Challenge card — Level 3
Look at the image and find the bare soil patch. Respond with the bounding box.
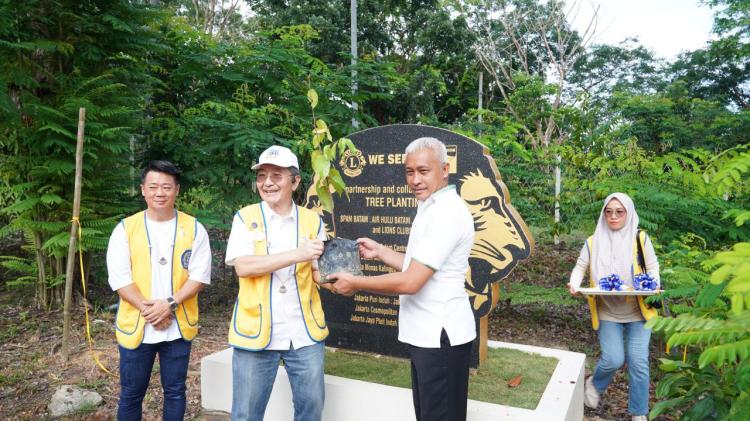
[0,242,671,420]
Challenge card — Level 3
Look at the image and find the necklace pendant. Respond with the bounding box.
[279,285,287,294]
[159,257,168,265]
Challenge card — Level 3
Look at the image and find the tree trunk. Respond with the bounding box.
[63,106,85,361]
[350,0,359,129]
[54,256,64,306]
[554,154,562,245]
[32,230,48,309]
[478,71,483,133]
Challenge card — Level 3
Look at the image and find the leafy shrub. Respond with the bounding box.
[647,142,750,420]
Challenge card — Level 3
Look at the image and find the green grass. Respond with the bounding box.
[500,283,578,307]
[324,347,558,409]
[72,402,99,417]
[0,308,35,342]
[469,348,558,408]
[529,225,591,246]
[324,351,412,389]
[76,378,109,389]
[0,371,24,387]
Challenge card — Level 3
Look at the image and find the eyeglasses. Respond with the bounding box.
[604,209,626,218]
[256,173,294,184]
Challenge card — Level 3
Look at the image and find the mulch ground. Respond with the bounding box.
[0,242,673,420]
[0,303,231,420]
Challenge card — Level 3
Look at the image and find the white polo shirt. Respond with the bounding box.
[225,202,326,351]
[398,185,477,348]
[106,215,212,344]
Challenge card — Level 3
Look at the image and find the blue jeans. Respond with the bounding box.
[117,338,191,421]
[592,320,651,416]
[232,342,325,421]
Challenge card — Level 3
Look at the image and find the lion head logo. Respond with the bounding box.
[459,169,530,316]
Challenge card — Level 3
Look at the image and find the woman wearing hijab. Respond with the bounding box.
[567,192,660,421]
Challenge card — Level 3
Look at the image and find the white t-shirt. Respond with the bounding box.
[399,185,477,348]
[225,202,326,351]
[107,214,212,344]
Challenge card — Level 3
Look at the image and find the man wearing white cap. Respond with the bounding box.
[225,145,328,421]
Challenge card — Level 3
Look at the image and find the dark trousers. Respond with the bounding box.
[409,329,472,421]
[117,338,191,421]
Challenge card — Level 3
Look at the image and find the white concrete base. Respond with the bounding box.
[201,341,585,421]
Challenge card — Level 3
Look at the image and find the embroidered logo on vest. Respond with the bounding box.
[180,249,192,269]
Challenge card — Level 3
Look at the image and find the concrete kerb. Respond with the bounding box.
[201,341,585,421]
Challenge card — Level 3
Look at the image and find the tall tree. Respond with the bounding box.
[461,0,596,149]
[459,0,597,242]
[0,0,165,307]
[245,0,478,124]
[671,0,750,109]
[141,18,397,220]
[178,0,245,39]
[611,82,750,152]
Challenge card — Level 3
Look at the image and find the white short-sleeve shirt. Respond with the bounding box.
[225,202,326,351]
[398,185,477,348]
[106,213,212,344]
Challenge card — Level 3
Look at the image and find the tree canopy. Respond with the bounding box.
[2,2,750,416]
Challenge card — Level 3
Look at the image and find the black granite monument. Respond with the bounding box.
[305,124,534,365]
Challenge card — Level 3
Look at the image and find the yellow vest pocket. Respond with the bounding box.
[180,298,199,326]
[233,300,263,338]
[115,300,141,335]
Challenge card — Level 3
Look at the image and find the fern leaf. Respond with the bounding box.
[699,339,750,369]
[38,123,76,139]
[1,197,41,214]
[667,327,747,347]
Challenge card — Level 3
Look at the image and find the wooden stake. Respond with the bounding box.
[62,108,86,361]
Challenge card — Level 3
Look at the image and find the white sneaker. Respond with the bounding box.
[583,376,600,408]
[632,416,648,421]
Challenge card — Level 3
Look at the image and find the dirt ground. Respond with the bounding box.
[0,304,229,420]
[0,242,672,420]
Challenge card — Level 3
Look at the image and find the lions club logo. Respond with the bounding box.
[180,250,192,269]
[339,149,366,178]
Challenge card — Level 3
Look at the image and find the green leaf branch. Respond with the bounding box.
[305,87,357,212]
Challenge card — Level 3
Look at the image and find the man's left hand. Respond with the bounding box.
[326,272,357,296]
[152,316,173,330]
[142,299,172,326]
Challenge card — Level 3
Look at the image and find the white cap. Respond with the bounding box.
[251,145,299,170]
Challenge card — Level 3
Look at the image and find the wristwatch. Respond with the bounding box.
[166,296,178,312]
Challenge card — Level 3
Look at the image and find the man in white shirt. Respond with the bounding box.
[106,160,211,421]
[328,137,477,421]
[225,145,328,421]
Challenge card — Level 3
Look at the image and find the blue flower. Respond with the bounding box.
[634,273,658,291]
[598,274,624,291]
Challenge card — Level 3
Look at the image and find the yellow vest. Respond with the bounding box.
[228,203,329,350]
[115,210,200,349]
[586,230,658,330]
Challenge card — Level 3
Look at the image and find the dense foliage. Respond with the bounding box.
[645,149,750,420]
[1,0,165,306]
[1,1,750,418]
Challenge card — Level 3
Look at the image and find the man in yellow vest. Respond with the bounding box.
[106,160,211,421]
[225,145,328,421]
